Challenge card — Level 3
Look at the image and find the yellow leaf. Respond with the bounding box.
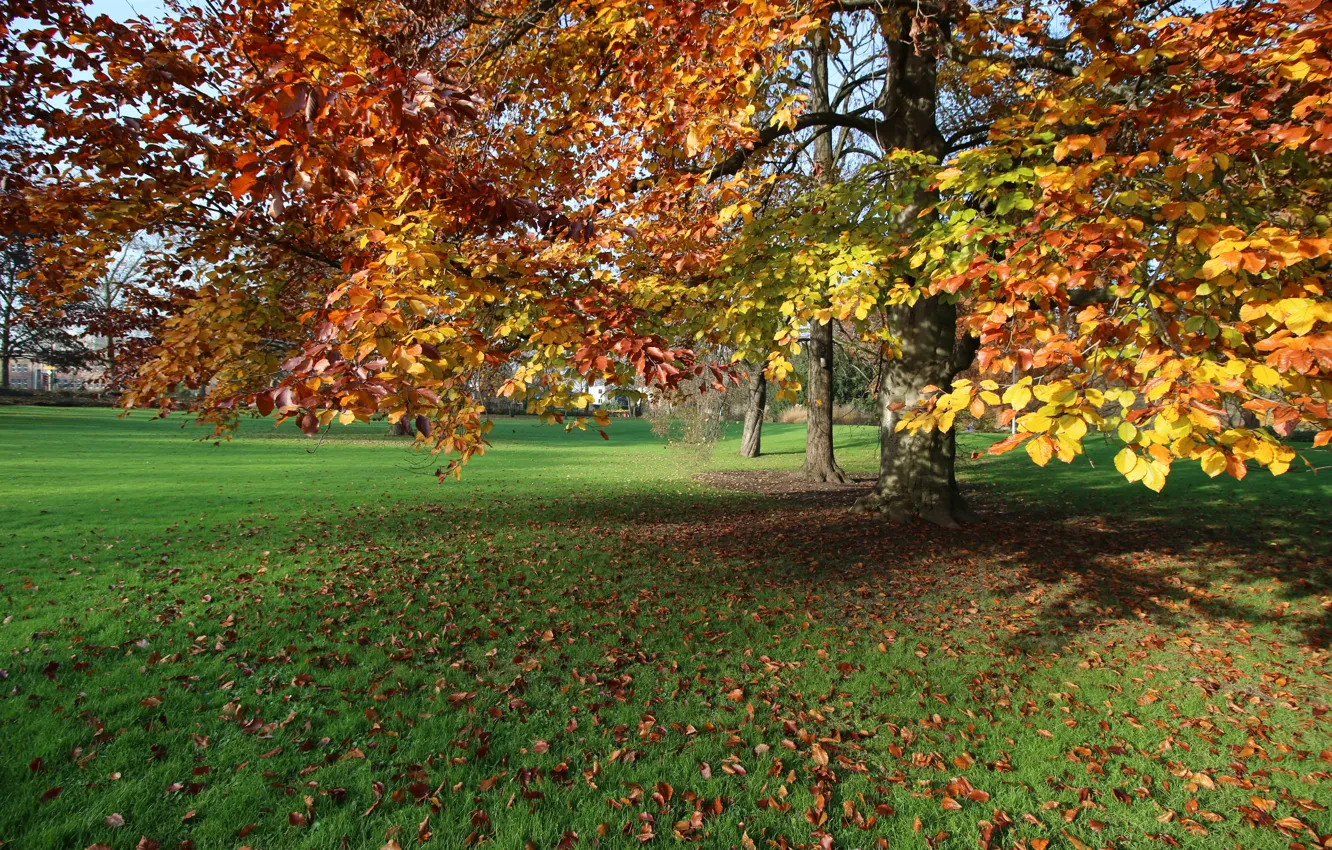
[1026,436,1054,467]
[1020,412,1054,433]
[1251,364,1282,387]
[1142,461,1168,492]
[1285,305,1316,336]
[1114,448,1137,476]
[685,128,701,156]
[1003,384,1032,411]
[1199,448,1226,478]
[1057,415,1088,442]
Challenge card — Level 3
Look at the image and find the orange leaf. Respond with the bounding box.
[987,432,1032,455]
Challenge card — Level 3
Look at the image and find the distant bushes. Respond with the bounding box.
[0,388,115,407]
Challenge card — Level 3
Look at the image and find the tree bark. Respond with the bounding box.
[739,367,766,458]
[390,418,416,436]
[800,27,847,484]
[849,10,983,522]
[854,297,978,527]
[801,318,846,482]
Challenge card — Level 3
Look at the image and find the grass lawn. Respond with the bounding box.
[1,406,1329,850]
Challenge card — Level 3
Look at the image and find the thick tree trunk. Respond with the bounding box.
[848,11,983,523]
[854,297,978,527]
[390,418,416,436]
[739,368,766,458]
[802,319,846,482]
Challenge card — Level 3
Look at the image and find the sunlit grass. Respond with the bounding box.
[1,407,1328,850]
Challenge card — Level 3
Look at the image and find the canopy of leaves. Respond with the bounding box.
[1,0,815,470]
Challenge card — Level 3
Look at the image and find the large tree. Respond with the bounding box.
[691,0,1331,519]
[692,0,1072,523]
[901,0,1332,487]
[6,0,1327,506]
[2,0,813,470]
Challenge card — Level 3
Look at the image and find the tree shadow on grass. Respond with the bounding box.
[466,466,1332,654]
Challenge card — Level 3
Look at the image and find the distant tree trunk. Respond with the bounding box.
[855,297,978,527]
[391,418,415,436]
[740,368,766,458]
[802,319,846,482]
[1225,397,1260,429]
[800,27,846,484]
[1,299,11,389]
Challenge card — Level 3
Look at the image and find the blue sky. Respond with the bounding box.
[87,0,164,20]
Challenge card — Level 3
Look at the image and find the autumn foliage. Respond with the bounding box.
[3,0,1330,492]
[2,0,813,470]
[901,0,1332,489]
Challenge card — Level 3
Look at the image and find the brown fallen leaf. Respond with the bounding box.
[1061,830,1092,850]
[811,744,829,767]
[106,813,125,828]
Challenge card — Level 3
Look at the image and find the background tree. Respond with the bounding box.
[739,365,767,458]
[0,232,89,388]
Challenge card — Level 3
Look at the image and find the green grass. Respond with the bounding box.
[1,407,1329,850]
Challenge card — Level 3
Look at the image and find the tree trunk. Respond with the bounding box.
[1,302,10,389]
[802,319,846,482]
[800,28,847,484]
[854,297,978,527]
[391,418,416,436]
[739,368,766,458]
[848,11,982,522]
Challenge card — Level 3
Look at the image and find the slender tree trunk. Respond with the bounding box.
[855,298,978,527]
[1,299,11,389]
[801,318,846,482]
[800,27,846,484]
[739,367,766,458]
[104,333,115,387]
